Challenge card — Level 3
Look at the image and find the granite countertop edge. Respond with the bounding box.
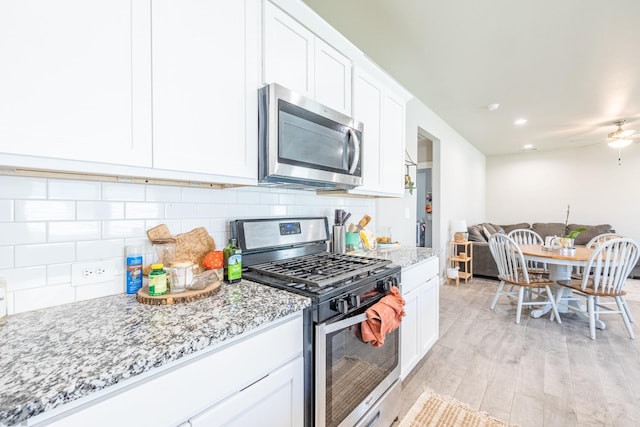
[0,280,311,426]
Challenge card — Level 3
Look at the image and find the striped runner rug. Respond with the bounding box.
[398,388,516,427]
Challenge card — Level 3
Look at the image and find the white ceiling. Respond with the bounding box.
[301,0,640,156]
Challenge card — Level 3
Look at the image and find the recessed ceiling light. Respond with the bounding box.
[487,103,500,111]
[523,144,537,151]
[514,118,528,125]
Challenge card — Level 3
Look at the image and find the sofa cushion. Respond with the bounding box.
[568,224,615,245]
[501,222,531,234]
[531,223,566,239]
[468,225,487,242]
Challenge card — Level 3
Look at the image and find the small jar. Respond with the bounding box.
[149,263,167,296]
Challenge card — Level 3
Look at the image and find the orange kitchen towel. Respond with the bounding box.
[361,286,405,347]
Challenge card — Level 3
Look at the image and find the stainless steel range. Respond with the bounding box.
[231,217,401,427]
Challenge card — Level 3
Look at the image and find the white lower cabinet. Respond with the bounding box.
[30,314,303,427]
[400,258,439,379]
[189,356,303,427]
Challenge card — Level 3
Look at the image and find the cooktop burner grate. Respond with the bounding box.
[247,252,391,288]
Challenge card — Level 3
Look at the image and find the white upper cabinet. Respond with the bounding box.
[349,62,408,197]
[352,69,383,193]
[263,1,352,115]
[0,0,152,168]
[151,0,259,184]
[314,38,352,115]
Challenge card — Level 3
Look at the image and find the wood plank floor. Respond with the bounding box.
[397,277,640,427]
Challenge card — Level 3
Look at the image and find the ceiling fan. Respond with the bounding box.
[606,119,640,148]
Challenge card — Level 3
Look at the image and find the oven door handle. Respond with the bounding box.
[325,312,368,334]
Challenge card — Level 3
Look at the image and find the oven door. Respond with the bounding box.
[315,311,400,427]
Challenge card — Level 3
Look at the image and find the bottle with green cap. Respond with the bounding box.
[223,239,242,284]
[148,263,167,296]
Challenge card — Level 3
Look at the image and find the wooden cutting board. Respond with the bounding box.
[147,224,216,267]
[136,280,222,305]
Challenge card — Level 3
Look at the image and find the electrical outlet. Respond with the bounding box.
[72,260,115,285]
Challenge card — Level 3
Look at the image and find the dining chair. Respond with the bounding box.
[488,234,561,325]
[507,229,548,274]
[586,233,622,248]
[555,237,639,339]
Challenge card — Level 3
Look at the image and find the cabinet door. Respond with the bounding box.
[0,0,152,167]
[314,38,352,115]
[189,357,304,427]
[400,287,419,380]
[379,91,406,195]
[419,277,439,356]
[263,1,314,97]
[151,0,258,182]
[352,69,382,193]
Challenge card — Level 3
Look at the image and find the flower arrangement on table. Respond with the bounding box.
[559,204,587,248]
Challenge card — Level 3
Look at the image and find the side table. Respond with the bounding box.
[447,240,473,285]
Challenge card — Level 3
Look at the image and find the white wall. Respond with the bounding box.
[0,175,375,314]
[377,97,486,276]
[486,142,640,242]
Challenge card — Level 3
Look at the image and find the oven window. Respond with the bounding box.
[324,322,399,427]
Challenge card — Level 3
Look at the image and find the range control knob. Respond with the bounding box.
[332,298,350,314]
[349,294,361,309]
[377,276,398,292]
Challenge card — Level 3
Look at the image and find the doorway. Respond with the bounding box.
[416,131,433,247]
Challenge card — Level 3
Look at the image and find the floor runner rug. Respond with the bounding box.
[398,388,515,427]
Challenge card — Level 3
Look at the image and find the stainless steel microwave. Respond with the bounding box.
[258,83,363,189]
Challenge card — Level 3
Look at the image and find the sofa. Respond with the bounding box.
[467,222,640,279]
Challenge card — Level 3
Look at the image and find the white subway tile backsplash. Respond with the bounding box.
[270,205,288,216]
[0,176,377,312]
[48,179,101,200]
[0,266,47,291]
[15,200,76,221]
[165,203,198,219]
[13,283,75,313]
[77,201,125,220]
[47,263,72,285]
[0,176,46,199]
[146,184,182,202]
[76,239,125,260]
[0,222,46,245]
[48,221,101,242]
[102,220,146,239]
[125,202,165,219]
[102,182,145,201]
[211,188,237,204]
[259,192,279,204]
[0,200,14,221]
[182,187,213,203]
[15,243,75,267]
[0,246,14,269]
[236,190,260,204]
[74,277,122,301]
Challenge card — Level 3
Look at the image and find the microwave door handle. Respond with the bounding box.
[348,129,360,174]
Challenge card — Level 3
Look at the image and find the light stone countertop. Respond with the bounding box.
[353,246,439,269]
[0,280,310,426]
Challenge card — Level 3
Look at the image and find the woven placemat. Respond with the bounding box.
[399,388,516,427]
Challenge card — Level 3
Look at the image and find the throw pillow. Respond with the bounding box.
[468,225,486,242]
[481,225,493,240]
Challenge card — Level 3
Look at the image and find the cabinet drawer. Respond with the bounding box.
[401,257,438,294]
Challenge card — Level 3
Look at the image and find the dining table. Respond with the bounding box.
[519,244,605,329]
